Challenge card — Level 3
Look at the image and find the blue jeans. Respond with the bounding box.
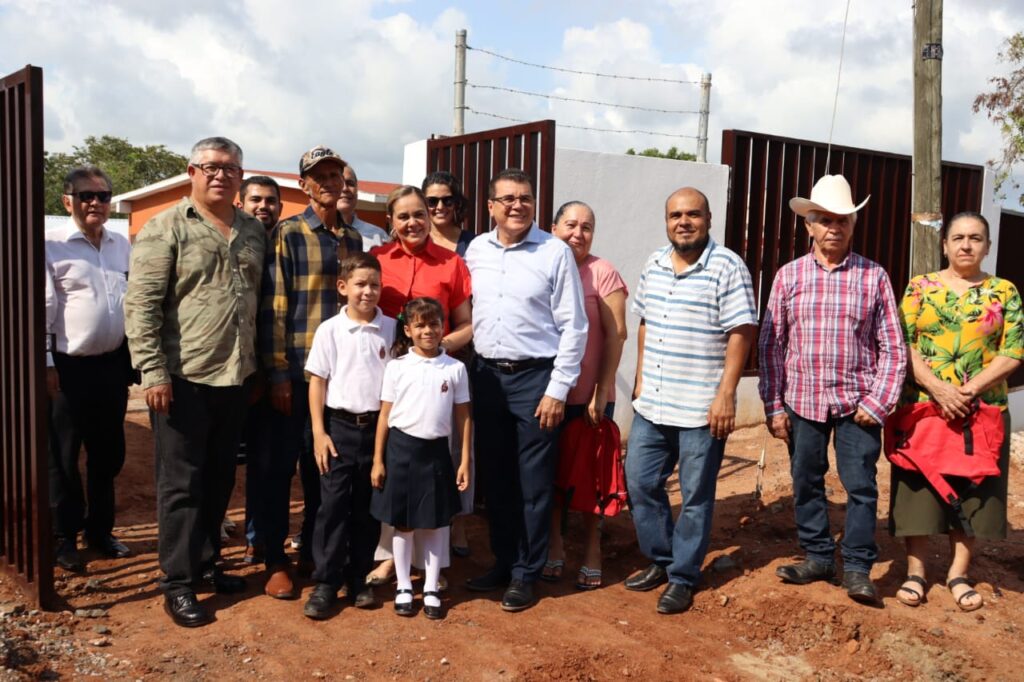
[786,406,881,574]
[625,412,725,588]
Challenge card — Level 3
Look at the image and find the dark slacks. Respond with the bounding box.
[311,412,380,590]
[786,406,882,574]
[48,348,130,542]
[153,375,246,597]
[263,379,320,564]
[242,392,273,555]
[472,358,560,583]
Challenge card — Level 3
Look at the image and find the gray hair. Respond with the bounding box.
[189,136,243,165]
[62,165,113,194]
[806,209,858,225]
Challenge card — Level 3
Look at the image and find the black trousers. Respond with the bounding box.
[472,358,561,583]
[311,412,380,590]
[48,348,130,542]
[152,376,246,597]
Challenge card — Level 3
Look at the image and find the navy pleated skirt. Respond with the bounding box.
[371,427,461,530]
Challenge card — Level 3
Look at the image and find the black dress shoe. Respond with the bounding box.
[500,580,537,612]
[55,538,85,573]
[352,586,378,609]
[164,591,211,628]
[657,583,694,615]
[303,583,338,620]
[842,571,879,605]
[87,534,132,558]
[776,559,836,585]
[423,590,444,620]
[394,588,415,617]
[202,568,247,594]
[466,566,511,592]
[624,563,667,592]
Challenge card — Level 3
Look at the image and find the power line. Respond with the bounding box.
[466,45,701,85]
[467,108,699,139]
[468,82,700,115]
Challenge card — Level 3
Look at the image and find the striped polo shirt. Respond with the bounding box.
[632,239,757,428]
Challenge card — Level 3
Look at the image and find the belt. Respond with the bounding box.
[480,356,554,375]
[328,408,380,427]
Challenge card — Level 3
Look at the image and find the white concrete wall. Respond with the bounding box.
[552,148,751,436]
[981,168,1002,275]
[402,140,428,186]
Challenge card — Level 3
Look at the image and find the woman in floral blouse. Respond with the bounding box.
[892,212,1023,611]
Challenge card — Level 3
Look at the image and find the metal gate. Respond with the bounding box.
[0,65,54,608]
[426,119,556,234]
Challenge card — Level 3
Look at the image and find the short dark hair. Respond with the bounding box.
[422,170,468,225]
[239,175,280,201]
[63,166,112,195]
[339,252,381,281]
[943,211,990,241]
[488,168,533,199]
[391,297,445,357]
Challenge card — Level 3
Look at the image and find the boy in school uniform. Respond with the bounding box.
[303,252,397,619]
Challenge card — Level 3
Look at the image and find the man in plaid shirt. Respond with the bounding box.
[758,175,906,605]
[258,146,362,600]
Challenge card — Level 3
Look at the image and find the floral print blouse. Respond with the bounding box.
[899,273,1024,410]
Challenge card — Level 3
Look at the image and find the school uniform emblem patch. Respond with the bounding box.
[441,380,449,393]
[379,345,386,359]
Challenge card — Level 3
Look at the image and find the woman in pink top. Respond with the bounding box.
[543,201,628,590]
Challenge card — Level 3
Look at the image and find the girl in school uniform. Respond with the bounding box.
[370,297,471,620]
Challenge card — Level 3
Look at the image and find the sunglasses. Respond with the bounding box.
[66,191,113,203]
[426,196,456,209]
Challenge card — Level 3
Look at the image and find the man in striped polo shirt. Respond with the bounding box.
[624,187,757,614]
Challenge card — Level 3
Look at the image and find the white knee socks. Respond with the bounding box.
[420,527,445,608]
[393,529,414,605]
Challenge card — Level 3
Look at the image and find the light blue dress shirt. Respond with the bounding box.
[465,223,588,401]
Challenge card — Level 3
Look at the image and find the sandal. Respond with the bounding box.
[947,576,983,612]
[896,575,926,607]
[575,566,602,591]
[540,559,564,583]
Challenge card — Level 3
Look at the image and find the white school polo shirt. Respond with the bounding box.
[304,307,397,413]
[382,350,470,440]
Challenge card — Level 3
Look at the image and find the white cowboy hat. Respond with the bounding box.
[789,174,869,217]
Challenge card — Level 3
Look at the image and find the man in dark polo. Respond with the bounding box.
[464,168,588,612]
[126,136,266,627]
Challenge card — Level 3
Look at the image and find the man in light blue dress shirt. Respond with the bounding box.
[464,168,588,612]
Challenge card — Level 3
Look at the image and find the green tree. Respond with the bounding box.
[973,32,1024,206]
[44,135,187,216]
[625,146,697,161]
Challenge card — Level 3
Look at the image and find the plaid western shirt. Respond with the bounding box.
[260,205,362,383]
[757,251,907,424]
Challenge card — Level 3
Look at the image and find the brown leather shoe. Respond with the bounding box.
[265,565,296,600]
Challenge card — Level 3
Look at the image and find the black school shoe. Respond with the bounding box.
[843,571,879,605]
[624,563,668,592]
[164,591,212,628]
[423,590,444,620]
[55,537,85,573]
[201,567,247,594]
[656,584,694,615]
[86,534,132,558]
[500,580,537,612]
[775,559,836,585]
[304,583,338,620]
[466,566,511,592]
[394,588,416,617]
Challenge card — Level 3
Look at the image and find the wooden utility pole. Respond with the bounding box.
[911,0,943,276]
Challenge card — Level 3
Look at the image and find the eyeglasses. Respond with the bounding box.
[491,194,534,208]
[426,196,456,209]
[65,190,113,203]
[192,163,243,179]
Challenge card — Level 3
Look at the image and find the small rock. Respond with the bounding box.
[94,625,111,635]
[74,609,90,618]
[311,671,325,678]
[242,657,253,664]
[87,608,106,618]
[738,515,752,526]
[621,668,631,678]
[440,657,450,665]
[720,595,730,606]
[845,639,859,654]
[28,609,39,616]
[825,486,835,497]
[929,627,944,638]
[617,620,628,625]
[711,555,739,572]
[769,503,783,514]
[90,637,111,647]
[0,602,25,617]
[85,579,102,590]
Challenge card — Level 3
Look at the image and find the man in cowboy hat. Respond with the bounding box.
[757,175,906,604]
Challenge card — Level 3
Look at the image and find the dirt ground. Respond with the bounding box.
[2,389,1023,681]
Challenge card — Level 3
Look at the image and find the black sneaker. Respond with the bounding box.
[304,583,337,620]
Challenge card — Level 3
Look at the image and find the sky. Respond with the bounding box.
[1,0,1021,198]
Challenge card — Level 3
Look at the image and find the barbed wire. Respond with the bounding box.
[467,108,699,139]
[466,45,701,85]
[468,83,700,115]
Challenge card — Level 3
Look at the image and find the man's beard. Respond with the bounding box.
[672,233,709,255]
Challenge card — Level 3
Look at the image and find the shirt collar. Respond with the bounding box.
[382,237,446,262]
[180,197,245,230]
[654,237,717,274]
[808,249,857,272]
[403,348,448,364]
[485,222,543,248]
[64,220,113,243]
[304,204,353,233]
[339,306,383,331]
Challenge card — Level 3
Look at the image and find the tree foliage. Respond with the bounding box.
[44,135,187,216]
[973,32,1024,206]
[625,146,697,161]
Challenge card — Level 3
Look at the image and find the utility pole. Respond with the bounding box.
[911,0,943,276]
[454,29,467,135]
[696,73,712,163]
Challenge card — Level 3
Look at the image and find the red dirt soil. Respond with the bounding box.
[1,388,1022,680]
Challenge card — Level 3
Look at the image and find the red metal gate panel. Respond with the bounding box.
[721,129,984,375]
[0,65,54,608]
[426,120,556,235]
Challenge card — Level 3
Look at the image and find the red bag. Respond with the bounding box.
[555,416,628,519]
[884,400,1004,536]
